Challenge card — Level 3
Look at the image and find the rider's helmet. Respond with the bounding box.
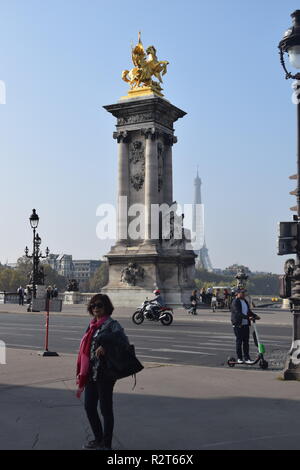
[153,289,160,295]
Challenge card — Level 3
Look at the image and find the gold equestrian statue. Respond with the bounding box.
[122,32,169,97]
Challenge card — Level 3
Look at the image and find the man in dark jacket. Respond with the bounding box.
[231,288,260,364]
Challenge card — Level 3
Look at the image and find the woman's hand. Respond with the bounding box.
[95,346,105,358]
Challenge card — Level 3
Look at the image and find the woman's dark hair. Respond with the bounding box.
[87,294,114,316]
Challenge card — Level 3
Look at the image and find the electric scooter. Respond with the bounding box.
[227,319,268,369]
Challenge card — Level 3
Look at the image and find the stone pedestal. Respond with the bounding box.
[282,298,291,309]
[63,291,81,305]
[102,95,196,307]
[30,285,46,311]
[36,285,46,299]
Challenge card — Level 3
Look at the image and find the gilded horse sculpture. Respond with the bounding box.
[122,33,169,96]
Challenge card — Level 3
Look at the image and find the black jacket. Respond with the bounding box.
[89,317,129,381]
[230,298,258,327]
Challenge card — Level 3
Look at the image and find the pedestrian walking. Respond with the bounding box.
[76,293,129,450]
[200,288,206,304]
[230,288,260,364]
[189,289,198,315]
[223,288,229,307]
[206,286,213,306]
[52,285,58,298]
[46,286,53,300]
[17,286,24,305]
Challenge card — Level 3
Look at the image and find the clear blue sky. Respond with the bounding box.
[0,0,299,273]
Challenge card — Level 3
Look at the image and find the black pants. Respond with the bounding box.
[233,326,250,360]
[84,375,116,448]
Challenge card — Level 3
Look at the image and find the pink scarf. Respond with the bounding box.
[76,316,109,398]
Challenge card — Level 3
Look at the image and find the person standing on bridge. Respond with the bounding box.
[76,293,129,450]
[17,286,24,306]
[189,289,199,315]
[230,288,260,364]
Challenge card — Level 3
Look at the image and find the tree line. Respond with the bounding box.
[0,257,109,293]
[194,268,280,296]
[0,259,280,296]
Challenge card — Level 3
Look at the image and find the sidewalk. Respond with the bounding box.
[1,348,300,449]
[0,303,293,326]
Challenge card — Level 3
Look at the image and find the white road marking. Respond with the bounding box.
[0,332,35,337]
[127,334,174,340]
[137,355,171,360]
[0,325,84,333]
[172,344,234,351]
[200,432,300,448]
[152,348,216,356]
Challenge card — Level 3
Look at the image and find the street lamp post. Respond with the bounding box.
[278,11,300,379]
[25,209,49,307]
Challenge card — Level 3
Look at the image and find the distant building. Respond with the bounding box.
[47,254,101,290]
[5,263,17,269]
[47,254,74,278]
[73,260,101,291]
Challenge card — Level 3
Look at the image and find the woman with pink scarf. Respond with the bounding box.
[76,293,129,450]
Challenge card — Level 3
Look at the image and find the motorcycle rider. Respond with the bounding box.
[147,289,165,320]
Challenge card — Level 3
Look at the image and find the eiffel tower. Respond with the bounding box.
[193,170,213,272]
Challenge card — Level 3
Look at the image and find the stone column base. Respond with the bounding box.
[63,291,81,304]
[36,285,46,299]
[101,286,193,308]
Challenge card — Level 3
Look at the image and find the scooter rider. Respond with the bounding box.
[147,289,165,319]
[231,288,260,364]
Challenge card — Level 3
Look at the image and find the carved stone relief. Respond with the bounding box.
[157,142,164,192]
[120,262,145,286]
[118,113,153,126]
[129,140,145,191]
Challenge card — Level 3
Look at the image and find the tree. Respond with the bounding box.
[89,262,108,292]
[16,256,33,280]
[41,262,68,291]
[194,267,280,295]
[224,264,252,275]
[0,256,67,292]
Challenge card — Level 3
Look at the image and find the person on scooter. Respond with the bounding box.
[231,288,260,364]
[147,289,165,320]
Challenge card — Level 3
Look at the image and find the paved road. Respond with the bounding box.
[0,312,291,370]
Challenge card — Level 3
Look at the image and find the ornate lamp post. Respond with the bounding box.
[25,209,49,302]
[278,11,300,379]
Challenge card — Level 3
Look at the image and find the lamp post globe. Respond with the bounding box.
[29,209,39,230]
[279,11,300,79]
[278,11,300,380]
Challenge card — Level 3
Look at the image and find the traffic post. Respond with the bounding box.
[37,298,61,357]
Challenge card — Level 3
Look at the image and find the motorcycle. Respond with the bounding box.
[132,300,173,326]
